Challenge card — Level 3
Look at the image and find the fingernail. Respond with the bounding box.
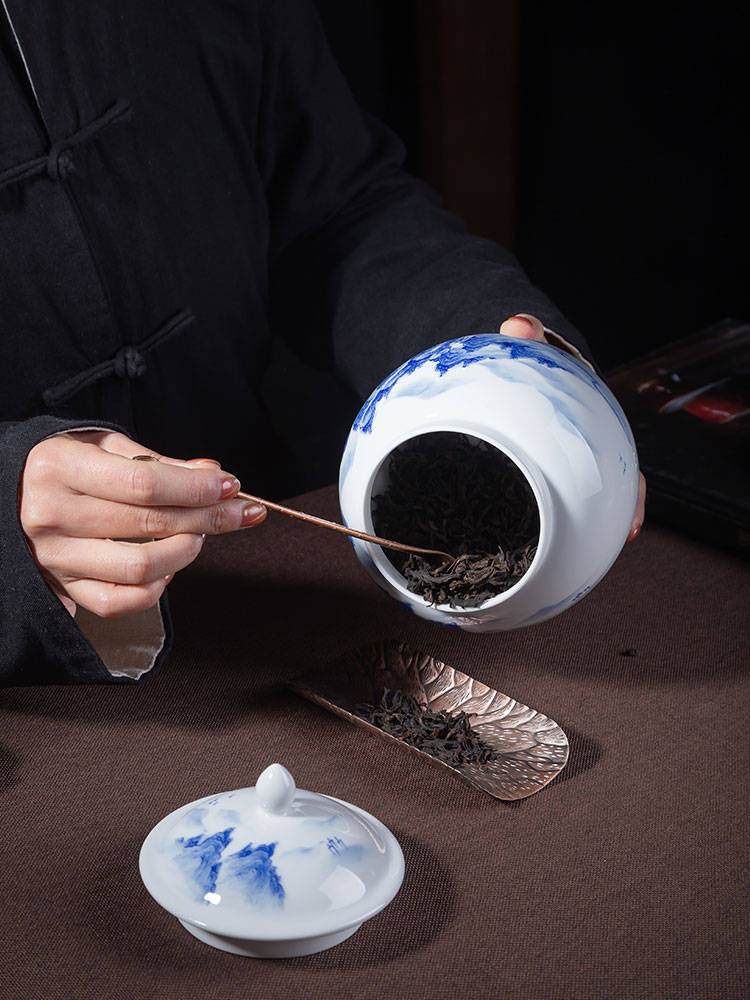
[508,315,536,331]
[187,458,222,466]
[631,523,642,540]
[241,503,267,526]
[220,476,241,497]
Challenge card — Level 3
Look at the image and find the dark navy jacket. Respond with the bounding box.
[0,0,591,684]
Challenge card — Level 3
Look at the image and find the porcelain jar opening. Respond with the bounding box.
[367,428,551,611]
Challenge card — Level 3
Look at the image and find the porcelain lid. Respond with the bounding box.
[139,764,404,940]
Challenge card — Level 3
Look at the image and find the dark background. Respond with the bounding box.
[314,0,748,372]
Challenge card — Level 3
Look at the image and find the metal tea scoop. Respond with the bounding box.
[131,456,453,564]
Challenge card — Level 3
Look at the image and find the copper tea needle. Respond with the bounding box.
[236,490,453,564]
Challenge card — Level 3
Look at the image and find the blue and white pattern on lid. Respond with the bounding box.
[174,829,285,907]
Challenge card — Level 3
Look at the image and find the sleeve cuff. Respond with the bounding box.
[74,602,167,680]
[543,326,597,373]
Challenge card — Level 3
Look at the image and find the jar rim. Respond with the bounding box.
[363,426,551,613]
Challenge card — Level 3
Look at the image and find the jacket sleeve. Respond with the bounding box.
[260,0,597,399]
[0,416,172,685]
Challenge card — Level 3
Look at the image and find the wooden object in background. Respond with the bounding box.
[416,0,518,248]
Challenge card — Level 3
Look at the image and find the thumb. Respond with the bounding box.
[500,313,547,342]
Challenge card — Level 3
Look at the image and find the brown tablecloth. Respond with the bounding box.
[1,486,748,1000]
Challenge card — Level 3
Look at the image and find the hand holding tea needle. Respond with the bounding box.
[19,436,451,623]
[134,456,453,562]
[19,435,266,619]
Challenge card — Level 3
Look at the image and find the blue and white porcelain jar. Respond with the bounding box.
[339,334,639,632]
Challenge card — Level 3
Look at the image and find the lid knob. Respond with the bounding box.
[256,763,296,815]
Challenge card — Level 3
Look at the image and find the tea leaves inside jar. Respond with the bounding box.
[371,432,539,608]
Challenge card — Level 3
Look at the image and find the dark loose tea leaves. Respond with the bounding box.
[355,688,499,767]
[402,547,536,608]
[372,432,539,608]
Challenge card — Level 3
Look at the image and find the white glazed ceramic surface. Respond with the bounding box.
[139,764,405,958]
[339,334,639,631]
